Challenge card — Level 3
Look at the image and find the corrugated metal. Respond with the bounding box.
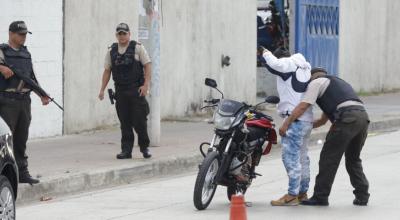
[295,0,339,75]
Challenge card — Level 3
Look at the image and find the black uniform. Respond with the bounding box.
[110,41,150,156]
[0,43,36,182]
[309,75,370,205]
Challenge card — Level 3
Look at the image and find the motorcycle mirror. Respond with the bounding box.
[265,96,280,104]
[205,78,218,88]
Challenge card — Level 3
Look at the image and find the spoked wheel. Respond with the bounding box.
[193,151,220,210]
[0,175,15,220]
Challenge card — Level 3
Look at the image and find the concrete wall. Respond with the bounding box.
[63,0,139,133]
[257,67,278,97]
[64,0,257,132]
[0,0,63,138]
[1,0,258,136]
[160,0,257,118]
[339,0,400,92]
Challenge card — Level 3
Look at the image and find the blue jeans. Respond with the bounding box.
[281,120,313,196]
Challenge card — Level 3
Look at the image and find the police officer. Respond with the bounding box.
[0,21,51,184]
[99,23,152,159]
[279,67,370,206]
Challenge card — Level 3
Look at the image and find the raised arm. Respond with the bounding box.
[261,49,295,81]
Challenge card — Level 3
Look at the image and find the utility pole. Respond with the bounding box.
[139,0,161,147]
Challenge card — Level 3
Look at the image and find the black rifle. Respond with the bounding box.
[108,89,115,105]
[3,64,64,111]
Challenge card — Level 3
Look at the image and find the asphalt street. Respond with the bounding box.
[17,129,400,220]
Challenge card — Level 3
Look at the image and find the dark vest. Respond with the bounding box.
[0,44,34,91]
[110,41,144,91]
[316,75,362,122]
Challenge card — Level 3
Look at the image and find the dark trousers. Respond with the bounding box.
[115,89,150,154]
[0,95,31,176]
[314,110,370,201]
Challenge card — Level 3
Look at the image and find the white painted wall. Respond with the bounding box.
[160,0,257,118]
[0,0,63,138]
[339,0,400,92]
[63,0,139,134]
[64,0,257,133]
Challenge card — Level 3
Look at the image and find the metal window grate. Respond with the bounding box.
[307,5,339,36]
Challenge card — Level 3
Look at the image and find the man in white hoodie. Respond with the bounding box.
[259,47,313,206]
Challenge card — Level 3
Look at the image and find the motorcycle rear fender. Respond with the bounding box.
[263,129,277,155]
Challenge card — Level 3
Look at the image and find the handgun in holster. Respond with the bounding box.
[108,89,116,105]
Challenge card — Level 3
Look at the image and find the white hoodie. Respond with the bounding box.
[262,51,313,122]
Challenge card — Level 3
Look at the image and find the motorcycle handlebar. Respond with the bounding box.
[203,99,220,104]
[200,104,218,110]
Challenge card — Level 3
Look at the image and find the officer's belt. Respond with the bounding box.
[0,91,31,100]
[115,82,141,91]
[334,105,366,121]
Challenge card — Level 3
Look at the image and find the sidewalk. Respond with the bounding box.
[17,92,400,204]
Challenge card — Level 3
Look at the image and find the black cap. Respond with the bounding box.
[116,23,130,33]
[9,21,32,34]
[273,47,291,58]
[311,67,328,75]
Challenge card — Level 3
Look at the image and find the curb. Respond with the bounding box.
[16,117,400,205]
[17,154,203,205]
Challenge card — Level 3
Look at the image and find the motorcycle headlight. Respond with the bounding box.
[214,113,235,130]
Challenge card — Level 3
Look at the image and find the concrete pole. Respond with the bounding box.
[139,0,161,147]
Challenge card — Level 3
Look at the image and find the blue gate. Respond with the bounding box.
[295,0,339,75]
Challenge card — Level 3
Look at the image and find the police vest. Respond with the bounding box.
[316,75,362,122]
[110,41,144,90]
[0,44,34,91]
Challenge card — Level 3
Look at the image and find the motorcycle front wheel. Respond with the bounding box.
[193,151,220,210]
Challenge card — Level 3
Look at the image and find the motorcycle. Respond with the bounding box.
[193,78,279,210]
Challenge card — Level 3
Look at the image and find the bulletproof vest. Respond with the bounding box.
[316,75,362,122]
[110,41,144,90]
[0,44,34,91]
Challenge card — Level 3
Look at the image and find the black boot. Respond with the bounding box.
[142,149,152,159]
[19,173,40,185]
[116,152,132,159]
[353,198,368,206]
[301,196,329,206]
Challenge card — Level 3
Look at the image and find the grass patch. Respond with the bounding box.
[357,88,400,97]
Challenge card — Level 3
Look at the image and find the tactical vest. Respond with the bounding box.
[316,75,362,122]
[0,44,34,91]
[110,41,144,90]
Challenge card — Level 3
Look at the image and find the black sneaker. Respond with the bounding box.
[301,196,329,206]
[353,198,368,206]
[19,174,40,185]
[116,152,132,159]
[142,149,152,159]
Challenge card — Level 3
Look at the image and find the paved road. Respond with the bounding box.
[17,130,400,220]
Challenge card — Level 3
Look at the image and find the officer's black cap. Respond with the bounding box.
[116,23,130,33]
[9,21,32,34]
[311,67,328,75]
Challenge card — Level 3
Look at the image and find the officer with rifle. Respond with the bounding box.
[0,21,62,184]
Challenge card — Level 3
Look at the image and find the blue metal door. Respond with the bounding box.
[295,0,339,75]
